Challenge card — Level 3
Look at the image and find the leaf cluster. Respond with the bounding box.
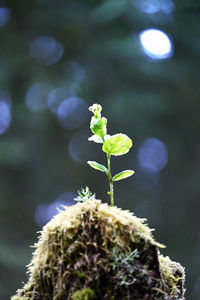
[74,186,95,202]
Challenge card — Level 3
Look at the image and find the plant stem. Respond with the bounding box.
[107,154,114,206]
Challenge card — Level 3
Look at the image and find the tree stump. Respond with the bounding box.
[12,199,185,300]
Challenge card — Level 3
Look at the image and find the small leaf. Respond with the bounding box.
[113,170,134,182]
[87,160,108,174]
[88,135,104,143]
[88,134,111,143]
[89,103,102,118]
[90,116,107,138]
[102,133,132,156]
[104,134,111,141]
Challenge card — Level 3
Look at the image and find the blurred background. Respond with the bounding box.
[0,0,200,299]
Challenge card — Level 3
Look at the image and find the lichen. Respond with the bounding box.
[12,199,185,300]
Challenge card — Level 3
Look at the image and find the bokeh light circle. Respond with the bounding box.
[34,192,75,227]
[131,0,174,15]
[57,97,88,130]
[139,29,173,59]
[47,84,79,114]
[138,137,168,172]
[30,35,64,66]
[63,61,86,83]
[0,101,11,135]
[25,82,52,112]
[0,8,10,27]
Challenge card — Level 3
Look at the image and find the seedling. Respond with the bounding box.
[74,186,96,202]
[87,104,134,206]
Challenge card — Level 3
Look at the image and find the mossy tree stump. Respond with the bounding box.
[12,199,185,300]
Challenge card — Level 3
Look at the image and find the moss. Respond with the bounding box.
[12,199,185,299]
[71,287,94,300]
[159,254,186,298]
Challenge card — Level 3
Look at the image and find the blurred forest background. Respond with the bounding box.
[0,0,200,299]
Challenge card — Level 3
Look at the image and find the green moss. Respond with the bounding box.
[159,254,186,298]
[71,287,94,300]
[12,199,185,299]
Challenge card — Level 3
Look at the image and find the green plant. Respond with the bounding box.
[87,103,134,206]
[112,248,139,287]
[74,186,96,202]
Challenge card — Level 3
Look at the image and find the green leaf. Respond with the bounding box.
[102,133,132,156]
[87,161,108,174]
[113,170,134,182]
[90,116,107,138]
[88,134,111,143]
[88,135,104,143]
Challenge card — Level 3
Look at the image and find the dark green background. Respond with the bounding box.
[1,0,200,299]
